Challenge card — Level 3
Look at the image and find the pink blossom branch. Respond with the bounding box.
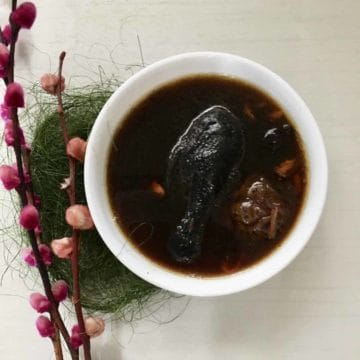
[56,51,92,360]
[2,3,78,359]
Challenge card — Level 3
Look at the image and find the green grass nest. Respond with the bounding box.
[29,82,159,316]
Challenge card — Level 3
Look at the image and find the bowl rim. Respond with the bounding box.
[84,51,328,296]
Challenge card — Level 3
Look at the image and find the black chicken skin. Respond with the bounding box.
[166,106,245,263]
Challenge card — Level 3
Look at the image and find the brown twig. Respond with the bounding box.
[51,316,64,360]
[7,16,17,84]
[56,51,92,360]
[3,6,78,360]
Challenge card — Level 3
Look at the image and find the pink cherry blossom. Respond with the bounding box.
[65,205,94,230]
[36,316,55,338]
[84,317,105,338]
[22,247,36,267]
[40,73,65,95]
[70,324,83,349]
[39,244,52,266]
[51,237,73,258]
[9,164,30,184]
[51,280,68,302]
[2,25,11,45]
[29,293,51,313]
[0,164,20,190]
[12,2,37,29]
[19,204,39,230]
[66,137,87,163]
[4,82,25,108]
[22,244,52,267]
[4,121,26,146]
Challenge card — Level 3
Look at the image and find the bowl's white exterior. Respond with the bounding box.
[84,52,327,296]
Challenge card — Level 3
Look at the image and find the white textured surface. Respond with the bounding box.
[0,1,359,359]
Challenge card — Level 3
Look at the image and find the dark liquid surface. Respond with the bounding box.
[107,75,307,276]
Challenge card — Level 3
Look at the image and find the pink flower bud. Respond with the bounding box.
[39,244,52,266]
[22,247,36,266]
[0,103,11,121]
[0,44,10,75]
[29,293,51,313]
[66,137,87,163]
[51,280,68,302]
[65,205,94,230]
[4,121,26,146]
[51,237,73,258]
[40,73,65,95]
[12,2,37,29]
[4,82,25,108]
[70,324,83,349]
[2,25,11,45]
[34,225,42,236]
[36,316,55,338]
[0,164,20,190]
[19,204,39,230]
[84,317,105,338]
[22,244,52,267]
[9,164,30,184]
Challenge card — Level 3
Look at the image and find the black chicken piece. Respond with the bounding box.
[166,106,245,263]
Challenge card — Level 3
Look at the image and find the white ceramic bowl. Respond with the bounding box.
[84,52,327,296]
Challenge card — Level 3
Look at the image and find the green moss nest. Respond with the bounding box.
[29,82,159,316]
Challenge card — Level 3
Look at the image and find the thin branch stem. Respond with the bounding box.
[12,0,17,12]
[51,316,64,360]
[7,19,18,83]
[56,51,92,360]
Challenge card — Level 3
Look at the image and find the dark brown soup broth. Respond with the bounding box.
[107,75,307,276]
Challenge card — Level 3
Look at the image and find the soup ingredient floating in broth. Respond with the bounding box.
[166,106,245,263]
[228,176,284,240]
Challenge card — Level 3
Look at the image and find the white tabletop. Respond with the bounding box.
[1,1,360,359]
